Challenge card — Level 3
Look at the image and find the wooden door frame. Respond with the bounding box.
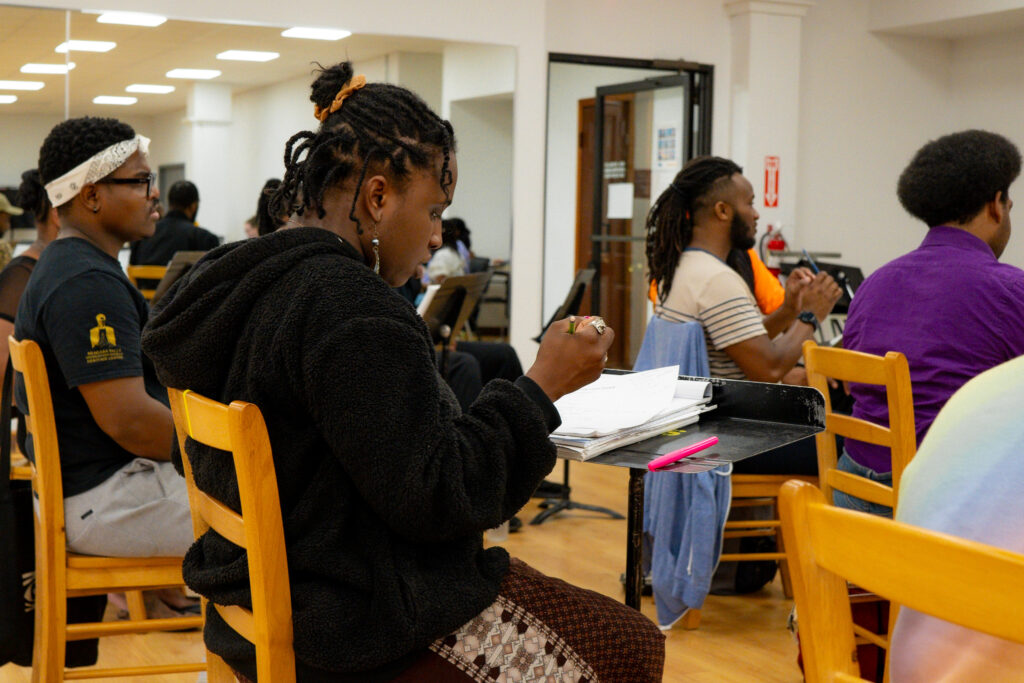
[574,93,636,275]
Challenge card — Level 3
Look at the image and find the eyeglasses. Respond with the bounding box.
[95,172,156,197]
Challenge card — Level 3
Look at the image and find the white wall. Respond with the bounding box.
[0,113,154,186]
[441,44,516,117]
[795,0,955,275]
[447,97,513,262]
[949,29,1024,270]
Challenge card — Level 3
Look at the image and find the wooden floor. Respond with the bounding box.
[0,461,804,682]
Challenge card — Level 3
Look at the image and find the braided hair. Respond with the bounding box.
[270,61,456,235]
[645,156,742,302]
[17,169,51,224]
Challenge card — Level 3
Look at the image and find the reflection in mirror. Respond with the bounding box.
[0,4,515,302]
[543,59,690,366]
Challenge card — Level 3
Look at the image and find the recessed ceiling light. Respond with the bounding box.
[0,80,44,91]
[166,68,221,80]
[55,40,116,53]
[217,50,280,62]
[93,95,137,105]
[0,95,17,104]
[21,63,76,74]
[126,84,175,94]
[281,27,351,41]
[96,11,167,27]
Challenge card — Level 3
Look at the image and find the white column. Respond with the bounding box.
[185,82,233,240]
[725,0,815,245]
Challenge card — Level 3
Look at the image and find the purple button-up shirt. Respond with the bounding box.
[843,226,1024,473]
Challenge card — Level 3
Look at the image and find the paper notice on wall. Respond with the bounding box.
[607,182,634,219]
[657,125,678,170]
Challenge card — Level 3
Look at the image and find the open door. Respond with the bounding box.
[577,69,712,368]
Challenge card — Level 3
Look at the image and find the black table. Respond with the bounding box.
[583,373,826,609]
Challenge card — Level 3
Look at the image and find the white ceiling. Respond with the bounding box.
[0,5,447,116]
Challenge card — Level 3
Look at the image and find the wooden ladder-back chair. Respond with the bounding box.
[125,265,167,302]
[8,337,204,681]
[802,340,917,674]
[802,340,916,513]
[167,388,295,683]
[780,479,1024,683]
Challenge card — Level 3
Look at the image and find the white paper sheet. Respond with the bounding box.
[553,366,710,438]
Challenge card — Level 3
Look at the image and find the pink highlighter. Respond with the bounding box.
[647,436,719,471]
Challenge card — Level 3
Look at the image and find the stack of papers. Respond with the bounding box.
[550,366,715,461]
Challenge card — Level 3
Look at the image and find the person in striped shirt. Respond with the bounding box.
[646,156,841,382]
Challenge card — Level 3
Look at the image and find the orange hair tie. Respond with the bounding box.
[313,75,367,122]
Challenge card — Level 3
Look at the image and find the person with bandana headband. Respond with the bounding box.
[13,117,196,573]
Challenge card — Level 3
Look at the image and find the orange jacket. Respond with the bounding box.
[649,249,784,315]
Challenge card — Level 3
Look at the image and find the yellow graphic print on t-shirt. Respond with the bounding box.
[86,313,124,363]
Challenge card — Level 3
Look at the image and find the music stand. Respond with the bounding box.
[534,268,596,342]
[421,272,491,376]
[529,267,621,525]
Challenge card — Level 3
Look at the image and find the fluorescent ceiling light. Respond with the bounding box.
[281,26,351,40]
[96,11,166,26]
[166,68,221,80]
[93,95,137,105]
[21,62,76,74]
[55,40,116,53]
[217,50,279,62]
[0,95,17,104]
[0,80,44,91]
[126,83,175,94]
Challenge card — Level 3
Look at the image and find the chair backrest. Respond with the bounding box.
[167,388,295,683]
[125,265,168,301]
[633,317,710,377]
[8,337,68,570]
[536,268,596,341]
[780,479,1024,683]
[802,340,915,509]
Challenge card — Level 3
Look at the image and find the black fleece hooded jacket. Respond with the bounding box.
[142,227,559,679]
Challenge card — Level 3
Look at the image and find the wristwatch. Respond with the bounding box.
[797,311,818,329]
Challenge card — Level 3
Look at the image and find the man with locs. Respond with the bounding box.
[647,156,842,384]
[840,129,1024,516]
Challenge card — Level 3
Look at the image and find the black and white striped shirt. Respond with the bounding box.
[655,249,767,379]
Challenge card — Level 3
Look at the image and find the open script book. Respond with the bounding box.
[550,366,715,461]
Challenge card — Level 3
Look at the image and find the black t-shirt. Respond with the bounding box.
[13,238,169,497]
[129,210,220,267]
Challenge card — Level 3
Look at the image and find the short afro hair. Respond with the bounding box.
[167,180,199,210]
[897,130,1021,227]
[38,116,135,185]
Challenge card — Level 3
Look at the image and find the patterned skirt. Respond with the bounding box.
[235,558,665,682]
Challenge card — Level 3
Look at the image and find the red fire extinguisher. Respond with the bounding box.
[760,224,787,277]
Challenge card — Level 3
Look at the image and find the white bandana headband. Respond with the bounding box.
[45,134,151,207]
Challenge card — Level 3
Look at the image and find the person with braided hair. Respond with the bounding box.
[647,156,841,383]
[143,61,663,682]
[646,156,841,476]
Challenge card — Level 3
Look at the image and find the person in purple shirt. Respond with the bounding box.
[841,129,1024,517]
